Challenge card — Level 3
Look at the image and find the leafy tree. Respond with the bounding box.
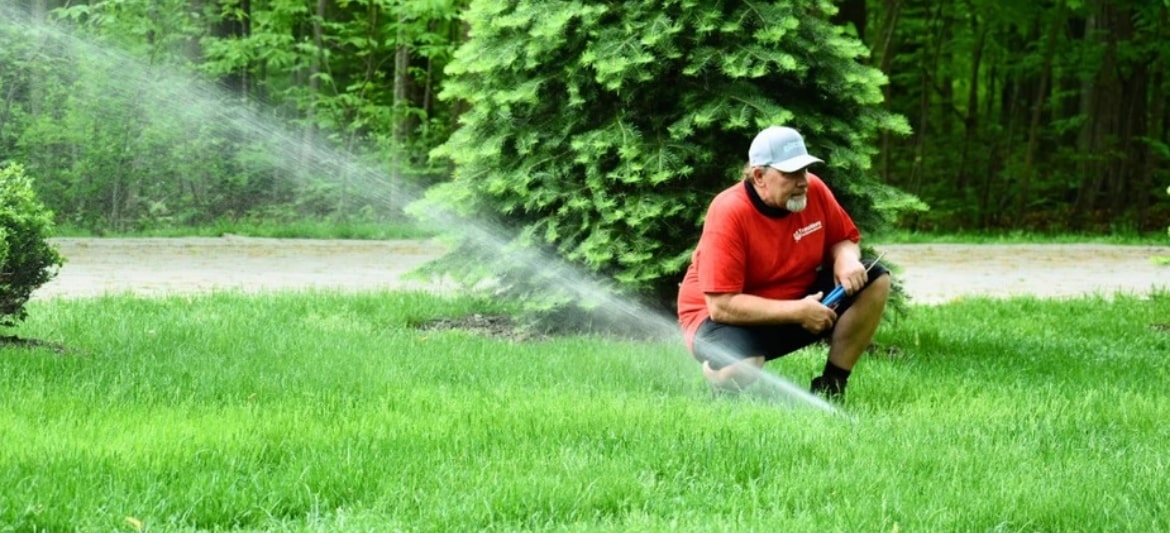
[1158,185,1170,265]
[866,0,1170,233]
[199,0,468,188]
[0,162,63,328]
[6,0,1168,238]
[3,0,469,233]
[414,0,909,326]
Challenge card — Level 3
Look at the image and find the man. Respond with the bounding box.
[676,126,891,398]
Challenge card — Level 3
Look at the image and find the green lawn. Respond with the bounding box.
[2,290,1168,531]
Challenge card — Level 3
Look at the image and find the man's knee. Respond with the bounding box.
[704,356,766,390]
[862,272,891,302]
[839,273,889,327]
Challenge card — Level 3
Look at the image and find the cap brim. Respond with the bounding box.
[772,155,823,173]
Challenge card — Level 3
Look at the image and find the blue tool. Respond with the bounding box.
[822,285,849,308]
[822,251,885,308]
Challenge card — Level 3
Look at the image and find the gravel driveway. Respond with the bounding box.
[31,237,1170,304]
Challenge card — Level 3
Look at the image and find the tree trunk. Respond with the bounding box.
[1139,11,1168,228]
[301,0,325,174]
[1071,1,1141,229]
[422,20,437,121]
[27,0,49,118]
[935,7,955,139]
[1111,61,1147,218]
[0,83,16,142]
[981,74,1022,228]
[212,0,251,99]
[955,18,986,192]
[872,0,903,184]
[393,19,411,150]
[1071,6,1100,225]
[1015,7,1062,223]
[908,3,947,197]
[392,8,411,189]
[184,0,205,64]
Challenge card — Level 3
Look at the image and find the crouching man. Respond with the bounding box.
[676,126,891,398]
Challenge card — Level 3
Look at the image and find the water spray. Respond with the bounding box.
[0,5,846,417]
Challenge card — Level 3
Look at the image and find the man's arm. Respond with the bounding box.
[830,240,867,294]
[705,292,837,334]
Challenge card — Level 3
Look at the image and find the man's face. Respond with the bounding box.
[754,166,809,212]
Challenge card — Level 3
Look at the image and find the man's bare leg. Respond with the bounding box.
[702,276,890,397]
[828,273,891,370]
[702,356,766,391]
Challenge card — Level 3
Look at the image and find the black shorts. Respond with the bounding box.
[692,261,890,370]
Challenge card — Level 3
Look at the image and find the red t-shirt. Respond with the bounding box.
[676,174,861,348]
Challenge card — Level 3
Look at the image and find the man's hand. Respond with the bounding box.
[834,256,868,295]
[800,292,838,333]
[830,240,867,295]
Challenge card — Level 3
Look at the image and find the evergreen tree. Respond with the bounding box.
[414,0,909,325]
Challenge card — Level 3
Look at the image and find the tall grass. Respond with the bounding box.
[2,291,1168,531]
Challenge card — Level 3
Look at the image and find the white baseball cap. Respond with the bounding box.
[748,126,824,173]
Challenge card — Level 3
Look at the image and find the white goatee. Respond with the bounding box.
[786,195,808,213]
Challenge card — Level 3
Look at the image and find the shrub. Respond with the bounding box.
[413,0,909,328]
[0,162,64,328]
[1159,185,1170,266]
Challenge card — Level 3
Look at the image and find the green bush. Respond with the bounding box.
[413,0,909,325]
[0,162,64,328]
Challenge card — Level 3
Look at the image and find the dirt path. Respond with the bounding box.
[878,243,1169,303]
[31,237,1170,304]
[33,236,453,299]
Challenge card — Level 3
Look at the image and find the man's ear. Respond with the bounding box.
[748,166,766,186]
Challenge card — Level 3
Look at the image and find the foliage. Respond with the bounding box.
[414,0,909,321]
[1158,184,1170,265]
[2,0,1169,241]
[0,163,64,328]
[871,0,1170,233]
[197,0,467,184]
[0,0,467,234]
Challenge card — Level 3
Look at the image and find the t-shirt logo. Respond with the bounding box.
[793,221,823,242]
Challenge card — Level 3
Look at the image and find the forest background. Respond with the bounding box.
[2,0,1166,234]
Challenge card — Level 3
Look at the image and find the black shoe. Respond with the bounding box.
[810,376,845,400]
